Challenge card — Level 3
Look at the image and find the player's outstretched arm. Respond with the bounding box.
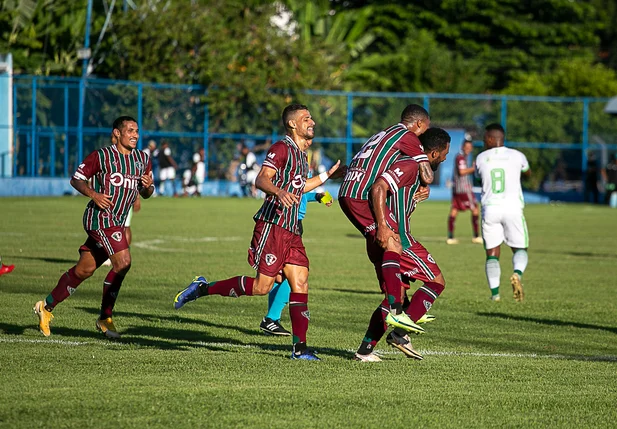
[139,172,155,199]
[255,165,299,208]
[370,178,399,249]
[418,162,434,185]
[305,160,347,193]
[70,178,112,210]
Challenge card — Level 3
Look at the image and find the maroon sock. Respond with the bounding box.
[406,282,445,322]
[45,267,84,310]
[289,293,309,344]
[100,270,125,319]
[358,298,389,354]
[448,215,455,238]
[472,214,480,237]
[382,251,402,312]
[207,276,254,297]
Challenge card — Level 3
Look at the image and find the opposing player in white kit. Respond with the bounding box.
[475,123,531,302]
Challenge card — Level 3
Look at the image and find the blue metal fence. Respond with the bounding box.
[3,75,617,198]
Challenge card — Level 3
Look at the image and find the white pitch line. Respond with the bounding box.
[2,337,616,362]
[132,236,243,252]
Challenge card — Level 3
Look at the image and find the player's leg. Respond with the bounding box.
[355,298,388,362]
[482,210,504,300]
[504,211,529,302]
[260,277,292,336]
[33,246,98,336]
[283,263,319,360]
[447,205,459,244]
[470,203,482,244]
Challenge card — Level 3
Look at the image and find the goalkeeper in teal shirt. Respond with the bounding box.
[259,190,333,335]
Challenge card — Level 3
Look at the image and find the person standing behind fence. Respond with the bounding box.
[601,154,617,206]
[158,141,178,197]
[585,152,600,204]
[33,116,154,338]
[143,140,160,194]
[447,134,482,245]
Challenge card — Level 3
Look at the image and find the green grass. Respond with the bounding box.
[1,197,616,428]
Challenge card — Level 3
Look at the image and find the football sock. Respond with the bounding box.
[405,281,445,323]
[358,299,389,355]
[206,276,254,297]
[472,214,480,237]
[100,270,125,319]
[382,251,403,314]
[448,216,455,239]
[512,249,528,279]
[45,266,84,311]
[289,292,309,345]
[485,256,501,295]
[266,280,291,321]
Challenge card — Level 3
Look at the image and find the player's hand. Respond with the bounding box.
[140,172,154,189]
[327,160,348,180]
[414,185,430,203]
[276,189,299,208]
[92,192,112,210]
[376,224,399,249]
[316,191,334,207]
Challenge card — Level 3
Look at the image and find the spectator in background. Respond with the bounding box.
[602,153,617,206]
[239,144,259,197]
[158,141,178,197]
[584,152,600,204]
[143,140,159,192]
[183,148,205,197]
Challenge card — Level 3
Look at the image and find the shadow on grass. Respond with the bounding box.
[534,249,617,259]
[345,234,364,239]
[477,312,617,335]
[12,255,75,264]
[322,288,381,295]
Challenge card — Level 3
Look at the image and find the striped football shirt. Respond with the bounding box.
[453,152,474,195]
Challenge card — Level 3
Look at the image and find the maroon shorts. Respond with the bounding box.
[79,226,129,263]
[451,192,477,211]
[338,197,376,236]
[247,220,309,278]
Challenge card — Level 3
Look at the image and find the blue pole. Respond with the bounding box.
[78,0,94,167]
[50,134,56,177]
[203,101,209,180]
[501,96,508,135]
[346,93,353,164]
[581,98,589,181]
[82,0,93,79]
[64,85,69,177]
[423,95,429,113]
[12,77,17,177]
[31,77,37,177]
[137,83,143,149]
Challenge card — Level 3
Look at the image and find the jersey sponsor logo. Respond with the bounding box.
[364,223,376,234]
[393,168,404,177]
[403,268,419,278]
[343,169,365,183]
[265,254,277,266]
[427,254,435,264]
[268,152,276,159]
[389,212,396,222]
[291,174,305,189]
[109,172,139,190]
[111,231,123,242]
[423,300,432,311]
[419,144,424,151]
[301,310,310,320]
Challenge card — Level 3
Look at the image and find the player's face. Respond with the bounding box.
[463,141,473,155]
[429,143,450,171]
[115,121,139,153]
[294,109,315,140]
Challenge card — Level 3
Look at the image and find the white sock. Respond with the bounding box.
[485,257,501,295]
[512,250,528,277]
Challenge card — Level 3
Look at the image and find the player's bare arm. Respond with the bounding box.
[70,178,112,210]
[418,162,434,185]
[255,165,299,208]
[139,172,154,199]
[370,178,400,249]
[459,163,475,176]
[305,160,347,192]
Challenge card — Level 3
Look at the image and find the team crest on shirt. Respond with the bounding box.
[265,254,277,266]
[111,231,123,242]
[427,254,435,264]
[135,161,144,171]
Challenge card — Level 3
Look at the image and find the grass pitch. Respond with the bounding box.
[1,197,616,428]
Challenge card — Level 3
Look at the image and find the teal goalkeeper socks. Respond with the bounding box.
[266,280,291,321]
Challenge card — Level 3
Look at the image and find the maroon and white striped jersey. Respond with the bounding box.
[453,153,473,195]
[73,145,151,230]
[339,123,428,201]
[253,136,308,235]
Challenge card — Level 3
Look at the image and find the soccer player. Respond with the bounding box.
[33,116,154,338]
[338,104,431,333]
[354,128,451,362]
[475,123,531,302]
[259,189,333,336]
[0,256,14,276]
[447,134,482,245]
[174,104,345,360]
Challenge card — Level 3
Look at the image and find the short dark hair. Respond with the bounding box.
[485,123,505,134]
[113,116,137,131]
[401,104,429,124]
[419,128,450,152]
[282,104,309,131]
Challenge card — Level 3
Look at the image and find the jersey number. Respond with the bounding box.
[490,168,505,194]
[353,131,386,161]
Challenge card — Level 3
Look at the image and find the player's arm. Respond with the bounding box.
[459,162,475,176]
[139,173,155,199]
[70,178,112,210]
[255,165,299,208]
[418,162,434,185]
[304,160,347,193]
[370,178,399,249]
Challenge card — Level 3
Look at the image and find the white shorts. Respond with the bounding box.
[481,208,529,249]
[160,166,176,181]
